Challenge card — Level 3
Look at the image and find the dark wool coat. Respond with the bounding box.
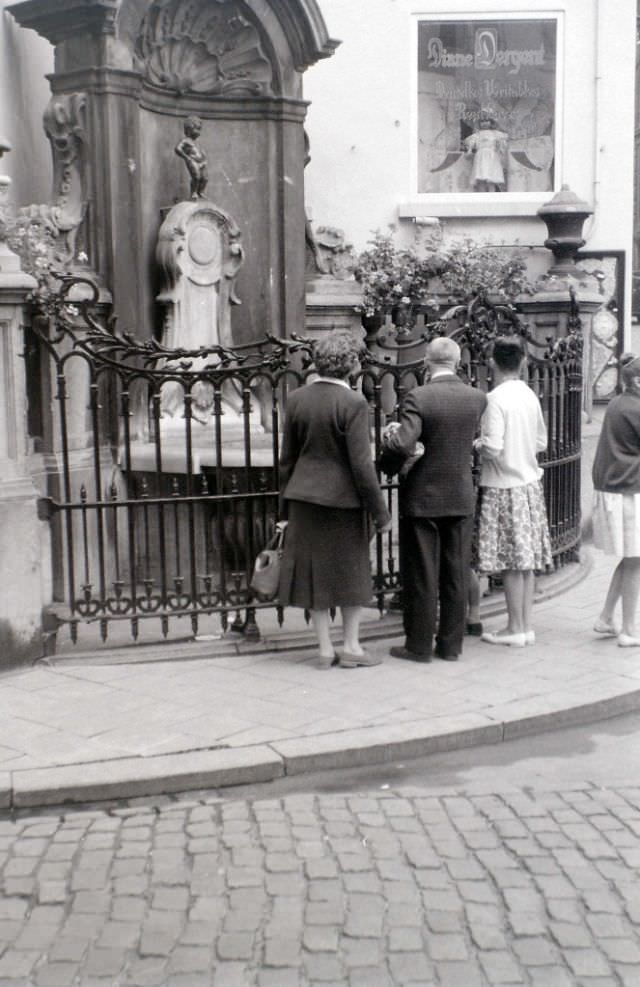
[279,381,390,527]
[379,374,487,517]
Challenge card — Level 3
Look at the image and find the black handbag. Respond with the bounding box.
[250,525,286,601]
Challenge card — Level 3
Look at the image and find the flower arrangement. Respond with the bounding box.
[436,237,532,305]
[353,230,445,318]
[354,230,531,320]
[5,215,55,280]
[4,214,89,315]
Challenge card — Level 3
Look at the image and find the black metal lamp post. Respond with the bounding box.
[537,184,593,278]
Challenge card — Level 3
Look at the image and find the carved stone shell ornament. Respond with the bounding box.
[135,0,273,95]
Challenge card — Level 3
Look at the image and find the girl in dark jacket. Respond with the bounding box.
[592,352,640,646]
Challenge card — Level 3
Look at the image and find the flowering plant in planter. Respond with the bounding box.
[5,215,55,273]
[5,214,92,318]
[354,231,532,325]
[436,237,532,305]
[353,230,445,320]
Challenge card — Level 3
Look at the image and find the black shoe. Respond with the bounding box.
[435,646,459,661]
[466,621,483,636]
[389,645,432,663]
[435,637,461,661]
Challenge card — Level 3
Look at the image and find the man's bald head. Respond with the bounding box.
[425,336,461,372]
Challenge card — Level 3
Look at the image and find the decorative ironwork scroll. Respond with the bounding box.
[29,274,583,648]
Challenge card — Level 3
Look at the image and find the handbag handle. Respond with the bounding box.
[267,524,286,552]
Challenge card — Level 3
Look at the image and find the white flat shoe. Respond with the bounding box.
[594,619,618,637]
[481,631,526,648]
[618,634,640,648]
[524,631,535,645]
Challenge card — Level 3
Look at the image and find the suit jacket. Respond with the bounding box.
[379,374,487,517]
[280,380,390,527]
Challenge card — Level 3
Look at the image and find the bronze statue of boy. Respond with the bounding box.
[175,116,208,200]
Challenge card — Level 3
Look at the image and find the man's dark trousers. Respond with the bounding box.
[400,514,473,657]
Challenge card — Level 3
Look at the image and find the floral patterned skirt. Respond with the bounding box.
[476,481,553,574]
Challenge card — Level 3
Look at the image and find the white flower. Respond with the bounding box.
[77,251,88,263]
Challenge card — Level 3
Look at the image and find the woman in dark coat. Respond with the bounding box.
[278,331,391,668]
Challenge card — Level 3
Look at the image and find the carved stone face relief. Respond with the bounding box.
[134,0,273,96]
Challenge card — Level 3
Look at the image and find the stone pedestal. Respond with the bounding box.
[519,273,604,422]
[519,276,603,345]
[304,277,364,340]
[0,255,50,663]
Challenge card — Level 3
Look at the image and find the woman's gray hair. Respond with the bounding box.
[313,330,363,378]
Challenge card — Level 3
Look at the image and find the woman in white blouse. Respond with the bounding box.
[474,336,552,647]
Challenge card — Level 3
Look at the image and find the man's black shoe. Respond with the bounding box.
[435,647,459,661]
[434,638,460,661]
[389,645,432,663]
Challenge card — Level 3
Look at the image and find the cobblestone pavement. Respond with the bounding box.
[1,783,640,986]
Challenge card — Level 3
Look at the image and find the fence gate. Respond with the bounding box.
[31,277,583,651]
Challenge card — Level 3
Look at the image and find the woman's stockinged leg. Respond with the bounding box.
[467,569,481,626]
[310,609,335,660]
[503,570,525,634]
[341,606,364,656]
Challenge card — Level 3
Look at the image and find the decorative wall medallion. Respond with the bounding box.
[156,199,245,421]
[135,0,273,95]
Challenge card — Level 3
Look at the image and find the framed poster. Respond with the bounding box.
[415,16,559,198]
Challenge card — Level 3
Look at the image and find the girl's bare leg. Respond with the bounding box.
[621,558,640,638]
[503,570,525,634]
[522,570,535,634]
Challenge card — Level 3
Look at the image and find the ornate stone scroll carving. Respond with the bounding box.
[156,199,244,422]
[306,225,355,281]
[135,0,273,96]
[20,93,88,266]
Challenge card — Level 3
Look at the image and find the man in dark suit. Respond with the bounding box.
[380,337,486,662]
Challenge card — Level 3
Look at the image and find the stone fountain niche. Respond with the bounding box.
[9,0,338,351]
[7,0,338,614]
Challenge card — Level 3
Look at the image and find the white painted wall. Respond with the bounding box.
[304,0,636,332]
[0,1,53,207]
[0,0,635,331]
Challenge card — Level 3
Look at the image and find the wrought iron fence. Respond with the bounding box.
[30,276,583,648]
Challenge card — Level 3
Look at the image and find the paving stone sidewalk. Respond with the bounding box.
[0,544,639,808]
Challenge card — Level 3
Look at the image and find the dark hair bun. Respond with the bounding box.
[620,352,637,367]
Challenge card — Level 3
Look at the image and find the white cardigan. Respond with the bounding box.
[477,379,547,489]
